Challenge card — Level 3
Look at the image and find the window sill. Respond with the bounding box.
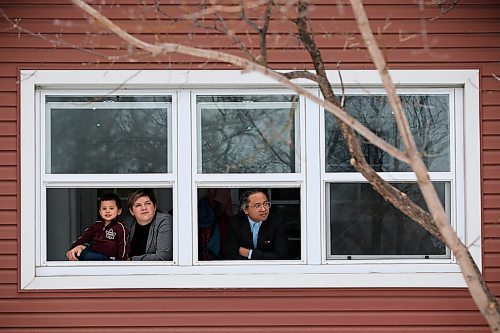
[23,260,466,290]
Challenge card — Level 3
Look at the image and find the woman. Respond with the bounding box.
[126,188,173,261]
[66,189,173,261]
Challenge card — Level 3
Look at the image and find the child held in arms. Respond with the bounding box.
[66,192,130,261]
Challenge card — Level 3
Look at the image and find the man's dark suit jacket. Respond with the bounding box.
[223,212,289,260]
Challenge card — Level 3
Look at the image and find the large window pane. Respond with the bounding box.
[328,182,447,258]
[46,95,171,174]
[197,95,300,173]
[46,187,173,261]
[196,187,301,261]
[325,95,450,172]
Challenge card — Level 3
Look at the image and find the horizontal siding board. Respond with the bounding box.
[483,151,500,165]
[0,137,16,151]
[0,92,16,107]
[0,64,20,77]
[484,209,500,224]
[0,210,16,225]
[0,166,16,180]
[0,254,17,269]
[0,326,488,333]
[483,180,500,193]
[2,19,500,35]
[0,77,16,91]
[484,194,500,209]
[2,3,500,20]
[1,48,500,64]
[0,296,479,313]
[0,194,17,209]
[4,33,500,50]
[483,136,500,150]
[0,324,490,333]
[483,106,500,120]
[0,269,16,284]
[484,239,500,253]
[0,107,17,121]
[0,288,476,300]
[482,64,500,77]
[483,91,500,106]
[0,181,16,195]
[482,77,500,91]
[484,268,500,282]
[0,311,487,327]
[485,253,500,267]
[0,239,16,253]
[483,121,500,135]
[0,151,16,166]
[483,165,500,179]
[0,122,17,136]
[3,0,497,4]
[0,284,22,298]
[0,225,17,239]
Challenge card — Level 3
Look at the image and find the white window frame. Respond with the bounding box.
[323,88,458,261]
[20,69,481,290]
[191,90,306,265]
[40,92,176,265]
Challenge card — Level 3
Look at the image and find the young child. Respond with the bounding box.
[66,192,130,261]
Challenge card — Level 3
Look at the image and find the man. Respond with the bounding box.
[224,189,288,260]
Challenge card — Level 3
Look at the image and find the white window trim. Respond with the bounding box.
[20,69,481,290]
[322,88,458,261]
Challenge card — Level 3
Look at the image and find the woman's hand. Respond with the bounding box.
[66,245,86,261]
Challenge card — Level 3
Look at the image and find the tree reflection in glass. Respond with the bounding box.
[325,95,450,172]
[47,95,170,174]
[197,95,300,173]
[329,182,447,257]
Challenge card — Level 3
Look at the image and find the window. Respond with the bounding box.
[20,69,480,289]
[45,95,172,174]
[42,93,174,263]
[194,93,303,262]
[324,93,453,259]
[196,94,300,174]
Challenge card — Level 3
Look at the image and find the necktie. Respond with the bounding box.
[252,222,260,248]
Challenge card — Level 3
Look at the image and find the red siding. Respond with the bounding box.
[0,0,499,331]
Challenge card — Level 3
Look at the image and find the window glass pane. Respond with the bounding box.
[325,95,450,172]
[328,182,447,257]
[197,95,300,173]
[196,187,301,261]
[46,187,173,261]
[46,95,171,174]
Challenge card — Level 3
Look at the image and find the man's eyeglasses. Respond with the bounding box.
[247,202,271,210]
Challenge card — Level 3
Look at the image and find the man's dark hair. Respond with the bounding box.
[99,192,122,209]
[239,188,268,211]
[127,188,157,210]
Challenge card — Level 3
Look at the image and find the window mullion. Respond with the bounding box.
[177,90,193,266]
[305,90,322,264]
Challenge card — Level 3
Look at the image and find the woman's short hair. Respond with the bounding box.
[127,189,157,210]
[239,188,268,211]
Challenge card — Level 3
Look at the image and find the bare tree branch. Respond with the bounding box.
[180,0,270,20]
[70,0,410,165]
[349,0,500,331]
[294,0,441,239]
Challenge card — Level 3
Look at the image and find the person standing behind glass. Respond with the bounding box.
[67,189,172,261]
[224,189,288,260]
[127,189,173,261]
[66,192,129,261]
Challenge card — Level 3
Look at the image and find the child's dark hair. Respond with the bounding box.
[99,192,122,209]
